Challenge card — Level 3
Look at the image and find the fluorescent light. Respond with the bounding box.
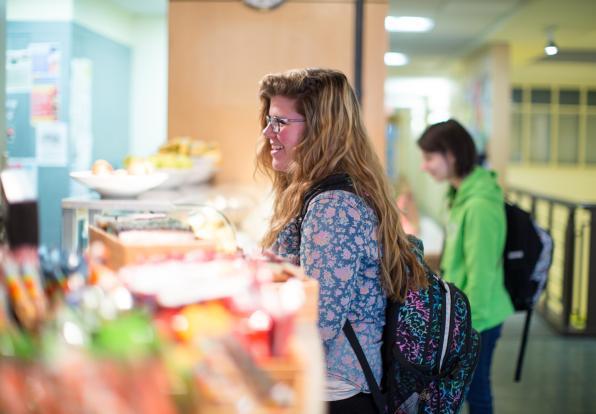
[384,52,409,66]
[544,41,558,56]
[385,16,434,33]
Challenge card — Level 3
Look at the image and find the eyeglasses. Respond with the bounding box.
[263,115,305,134]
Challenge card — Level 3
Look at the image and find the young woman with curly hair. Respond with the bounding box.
[256,68,426,413]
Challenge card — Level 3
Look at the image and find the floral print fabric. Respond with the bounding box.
[272,190,386,394]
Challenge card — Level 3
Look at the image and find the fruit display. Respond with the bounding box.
[159,137,220,160]
[147,137,221,188]
[91,158,155,176]
[147,153,193,170]
[124,138,220,172]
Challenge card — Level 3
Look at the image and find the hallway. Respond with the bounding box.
[467,312,596,413]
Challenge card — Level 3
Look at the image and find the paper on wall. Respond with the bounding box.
[35,122,68,167]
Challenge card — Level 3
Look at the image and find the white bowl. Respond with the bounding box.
[70,171,168,198]
[154,168,190,189]
[187,157,216,185]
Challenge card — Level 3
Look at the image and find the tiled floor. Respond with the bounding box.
[462,312,596,413]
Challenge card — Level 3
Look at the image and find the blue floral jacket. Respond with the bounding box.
[272,190,386,397]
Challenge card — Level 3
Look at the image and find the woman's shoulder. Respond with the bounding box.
[464,194,505,213]
[308,189,375,218]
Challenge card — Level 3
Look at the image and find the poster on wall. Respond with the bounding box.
[29,43,61,125]
[31,84,59,123]
[465,74,491,163]
[35,122,68,167]
[6,49,32,93]
[29,43,61,82]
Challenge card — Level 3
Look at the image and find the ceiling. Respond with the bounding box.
[101,0,596,82]
[106,0,167,16]
[387,0,596,79]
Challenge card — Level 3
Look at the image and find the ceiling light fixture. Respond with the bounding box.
[385,16,434,33]
[544,26,558,56]
[384,52,409,66]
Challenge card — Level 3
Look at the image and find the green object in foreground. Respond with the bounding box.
[91,311,159,360]
[0,330,36,360]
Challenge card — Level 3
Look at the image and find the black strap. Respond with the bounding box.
[382,301,400,414]
[298,173,355,221]
[343,321,386,413]
[297,173,355,246]
[514,308,533,382]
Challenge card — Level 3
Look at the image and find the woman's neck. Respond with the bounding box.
[450,170,471,189]
[450,177,462,189]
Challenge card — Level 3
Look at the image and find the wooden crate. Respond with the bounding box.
[196,346,305,414]
[264,262,319,324]
[89,225,215,270]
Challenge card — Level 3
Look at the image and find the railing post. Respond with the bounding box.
[562,207,576,333]
[585,207,596,335]
[541,200,555,311]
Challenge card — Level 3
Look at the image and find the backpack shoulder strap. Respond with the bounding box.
[297,173,355,225]
[343,321,386,413]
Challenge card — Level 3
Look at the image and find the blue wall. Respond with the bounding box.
[72,24,131,168]
[7,22,72,247]
[6,22,131,247]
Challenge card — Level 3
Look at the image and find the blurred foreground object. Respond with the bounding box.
[1,169,39,248]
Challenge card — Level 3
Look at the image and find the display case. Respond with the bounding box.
[61,184,260,252]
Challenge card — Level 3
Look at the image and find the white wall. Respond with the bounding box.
[7,0,73,21]
[129,15,167,156]
[73,0,134,46]
[75,1,168,156]
[451,43,511,185]
[73,0,167,157]
[385,77,454,223]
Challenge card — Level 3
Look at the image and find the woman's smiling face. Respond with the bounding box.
[262,95,305,172]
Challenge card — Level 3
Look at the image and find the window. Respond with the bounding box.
[586,115,596,164]
[587,90,596,106]
[559,90,580,105]
[510,112,523,162]
[529,112,551,163]
[557,114,579,164]
[510,86,591,166]
[531,89,551,104]
[512,88,523,104]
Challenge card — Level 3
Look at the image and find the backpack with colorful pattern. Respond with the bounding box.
[300,174,480,414]
[381,236,480,413]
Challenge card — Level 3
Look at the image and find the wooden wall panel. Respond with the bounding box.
[169,0,388,184]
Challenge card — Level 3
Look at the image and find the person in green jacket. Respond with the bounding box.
[417,119,514,414]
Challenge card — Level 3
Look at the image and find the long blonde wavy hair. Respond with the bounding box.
[256,68,425,301]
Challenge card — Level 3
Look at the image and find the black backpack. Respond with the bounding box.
[503,202,553,381]
[298,174,480,413]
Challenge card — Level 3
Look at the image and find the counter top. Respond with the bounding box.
[62,185,215,211]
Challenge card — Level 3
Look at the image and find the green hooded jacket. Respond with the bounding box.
[441,166,514,332]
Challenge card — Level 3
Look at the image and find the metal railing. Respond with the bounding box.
[507,187,596,336]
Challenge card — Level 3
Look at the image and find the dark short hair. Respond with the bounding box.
[417,119,478,177]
